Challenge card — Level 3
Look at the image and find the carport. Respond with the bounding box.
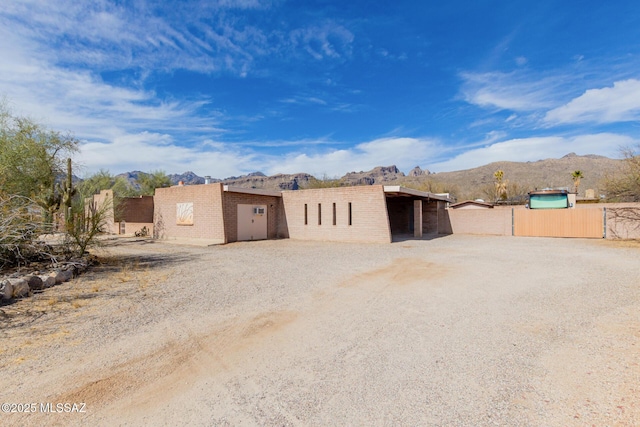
[383,186,451,238]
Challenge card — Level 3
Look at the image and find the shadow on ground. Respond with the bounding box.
[391,232,452,243]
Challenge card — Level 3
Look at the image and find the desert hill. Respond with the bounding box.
[409,153,620,200]
[118,153,621,201]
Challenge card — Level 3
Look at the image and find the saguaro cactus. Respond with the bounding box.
[62,158,77,231]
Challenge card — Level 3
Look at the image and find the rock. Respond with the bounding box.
[1,279,13,300]
[54,270,74,284]
[40,275,57,288]
[342,165,405,186]
[10,279,30,298]
[408,166,429,177]
[27,275,45,291]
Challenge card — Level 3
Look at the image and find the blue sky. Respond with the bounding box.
[1,0,639,179]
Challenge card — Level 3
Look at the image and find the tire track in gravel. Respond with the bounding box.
[53,311,299,413]
[54,256,452,424]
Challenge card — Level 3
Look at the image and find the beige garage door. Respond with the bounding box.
[237,204,268,241]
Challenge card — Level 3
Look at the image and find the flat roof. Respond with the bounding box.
[222,185,282,197]
[383,185,452,202]
[449,200,494,209]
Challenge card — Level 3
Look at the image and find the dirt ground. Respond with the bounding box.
[1,235,639,426]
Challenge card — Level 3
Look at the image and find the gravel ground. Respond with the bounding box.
[1,235,639,426]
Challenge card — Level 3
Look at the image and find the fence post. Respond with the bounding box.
[511,208,514,236]
[603,207,607,239]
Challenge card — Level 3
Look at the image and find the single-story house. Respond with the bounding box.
[152,183,452,244]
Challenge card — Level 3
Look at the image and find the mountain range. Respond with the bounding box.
[115,153,621,201]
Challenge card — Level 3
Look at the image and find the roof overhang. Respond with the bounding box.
[383,186,452,202]
[449,200,494,209]
[223,185,282,197]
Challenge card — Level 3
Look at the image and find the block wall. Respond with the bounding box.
[446,206,515,236]
[221,192,284,242]
[282,186,391,243]
[386,197,412,233]
[153,183,225,242]
[422,201,441,234]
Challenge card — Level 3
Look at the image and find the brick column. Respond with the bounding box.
[414,199,423,238]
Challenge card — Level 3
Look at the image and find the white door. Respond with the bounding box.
[237,204,268,241]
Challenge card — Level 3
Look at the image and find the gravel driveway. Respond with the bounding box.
[1,235,639,426]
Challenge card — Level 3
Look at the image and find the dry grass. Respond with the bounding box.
[601,239,640,249]
[1,248,175,367]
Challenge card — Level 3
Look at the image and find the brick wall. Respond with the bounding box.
[386,197,412,233]
[422,201,440,233]
[446,206,516,236]
[282,185,391,243]
[221,192,284,242]
[153,183,225,242]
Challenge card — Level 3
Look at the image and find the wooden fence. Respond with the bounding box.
[513,208,604,238]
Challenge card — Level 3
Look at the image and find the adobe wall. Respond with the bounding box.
[153,183,225,242]
[282,186,391,243]
[221,192,285,242]
[89,189,116,234]
[445,206,517,236]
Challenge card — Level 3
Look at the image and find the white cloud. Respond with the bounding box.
[76,134,442,178]
[428,133,634,172]
[544,79,640,124]
[76,132,257,178]
[0,1,274,75]
[460,71,562,111]
[515,56,527,66]
[262,137,440,177]
[289,22,354,61]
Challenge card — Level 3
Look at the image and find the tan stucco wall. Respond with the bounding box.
[282,185,391,243]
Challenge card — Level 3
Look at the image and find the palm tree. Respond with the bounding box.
[571,170,584,194]
[494,170,507,201]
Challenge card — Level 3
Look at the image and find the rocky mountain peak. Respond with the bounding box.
[408,166,429,177]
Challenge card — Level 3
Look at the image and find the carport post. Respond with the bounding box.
[413,200,423,238]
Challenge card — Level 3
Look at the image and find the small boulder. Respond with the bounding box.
[10,279,30,298]
[54,270,73,284]
[27,275,45,291]
[1,280,13,300]
[40,275,57,288]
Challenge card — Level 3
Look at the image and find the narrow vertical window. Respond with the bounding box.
[348,202,352,226]
[318,203,322,225]
[332,203,336,225]
[304,204,308,225]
